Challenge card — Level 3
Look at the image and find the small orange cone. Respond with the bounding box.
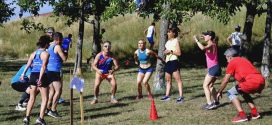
[150,99,158,120]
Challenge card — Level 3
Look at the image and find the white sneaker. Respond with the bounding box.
[22,102,28,107]
[15,104,26,111]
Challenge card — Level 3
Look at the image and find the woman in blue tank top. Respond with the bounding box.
[134,39,164,99]
[91,41,120,104]
[46,32,67,118]
[20,35,50,125]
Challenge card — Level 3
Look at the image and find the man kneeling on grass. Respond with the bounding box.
[216,48,265,123]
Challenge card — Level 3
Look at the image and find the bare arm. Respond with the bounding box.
[193,35,213,51]
[134,50,139,65]
[38,51,49,86]
[92,53,102,74]
[20,52,35,80]
[216,74,231,99]
[173,39,181,56]
[55,45,67,61]
[109,57,120,74]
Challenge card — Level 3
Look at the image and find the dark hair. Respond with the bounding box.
[151,22,155,26]
[168,27,179,38]
[36,35,50,48]
[101,28,106,33]
[235,25,241,32]
[53,32,63,40]
[68,34,72,38]
[103,40,111,45]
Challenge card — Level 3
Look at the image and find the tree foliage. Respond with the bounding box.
[0,0,15,26]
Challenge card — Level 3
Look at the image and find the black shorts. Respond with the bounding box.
[11,82,29,92]
[29,72,50,87]
[165,60,180,74]
[47,71,61,83]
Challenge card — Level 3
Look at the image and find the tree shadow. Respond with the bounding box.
[85,103,129,112]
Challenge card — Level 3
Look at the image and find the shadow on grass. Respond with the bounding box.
[260,111,272,116]
[85,103,129,112]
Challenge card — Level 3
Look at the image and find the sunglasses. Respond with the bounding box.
[103,45,111,48]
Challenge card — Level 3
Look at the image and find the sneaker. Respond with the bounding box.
[250,113,261,120]
[15,104,26,111]
[202,103,215,110]
[212,101,220,109]
[22,102,28,107]
[48,110,61,118]
[176,96,184,104]
[160,96,170,101]
[111,97,118,104]
[90,99,98,104]
[57,98,65,104]
[35,117,47,125]
[23,117,29,125]
[45,108,51,115]
[232,115,248,123]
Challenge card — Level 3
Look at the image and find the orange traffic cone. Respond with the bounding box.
[150,99,158,120]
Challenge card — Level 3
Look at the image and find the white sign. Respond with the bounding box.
[70,76,84,92]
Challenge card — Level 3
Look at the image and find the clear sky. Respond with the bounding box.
[8,0,53,21]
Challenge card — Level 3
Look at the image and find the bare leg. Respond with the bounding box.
[38,86,49,119]
[142,72,152,96]
[165,73,172,96]
[51,81,62,111]
[136,73,144,97]
[203,74,213,104]
[172,70,183,97]
[26,85,37,117]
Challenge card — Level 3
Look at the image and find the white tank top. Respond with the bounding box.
[165,38,178,62]
[146,26,154,37]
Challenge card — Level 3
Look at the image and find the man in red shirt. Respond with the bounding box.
[217,48,265,123]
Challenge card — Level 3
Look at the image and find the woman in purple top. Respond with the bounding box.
[194,31,221,110]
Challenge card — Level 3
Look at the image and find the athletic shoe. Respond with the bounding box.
[176,96,184,104]
[57,98,65,104]
[35,117,47,125]
[232,115,248,123]
[90,99,98,104]
[160,96,170,101]
[45,108,51,115]
[23,117,29,125]
[15,104,26,111]
[22,102,28,107]
[212,101,220,109]
[202,103,215,110]
[111,97,118,104]
[250,113,261,120]
[48,110,61,118]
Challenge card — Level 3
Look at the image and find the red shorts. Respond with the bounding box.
[100,74,109,79]
[239,74,265,94]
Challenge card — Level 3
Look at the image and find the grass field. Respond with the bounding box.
[0,61,272,125]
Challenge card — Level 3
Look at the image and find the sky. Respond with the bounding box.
[7,0,53,21]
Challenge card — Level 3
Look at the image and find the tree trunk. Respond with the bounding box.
[153,2,170,92]
[241,1,257,56]
[91,15,101,60]
[74,0,85,75]
[261,0,272,81]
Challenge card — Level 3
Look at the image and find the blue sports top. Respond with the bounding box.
[62,38,72,51]
[97,52,113,74]
[11,64,32,84]
[47,44,62,72]
[138,49,150,64]
[32,49,45,73]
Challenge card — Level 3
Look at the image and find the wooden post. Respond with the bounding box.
[70,69,73,125]
[80,92,84,125]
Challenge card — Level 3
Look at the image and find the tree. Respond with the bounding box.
[261,0,272,80]
[0,1,15,26]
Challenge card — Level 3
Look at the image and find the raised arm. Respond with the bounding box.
[193,35,213,51]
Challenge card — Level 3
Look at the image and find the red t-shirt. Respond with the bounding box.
[226,57,265,93]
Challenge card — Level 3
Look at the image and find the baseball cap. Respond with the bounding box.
[224,48,238,57]
[202,31,215,39]
[47,27,55,33]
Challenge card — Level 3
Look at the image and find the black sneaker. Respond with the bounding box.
[45,108,50,115]
[48,110,61,118]
[23,117,29,125]
[160,96,170,101]
[213,101,220,109]
[176,96,184,104]
[35,117,46,125]
[202,103,215,110]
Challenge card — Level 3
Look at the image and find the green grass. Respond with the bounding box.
[1,61,272,125]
